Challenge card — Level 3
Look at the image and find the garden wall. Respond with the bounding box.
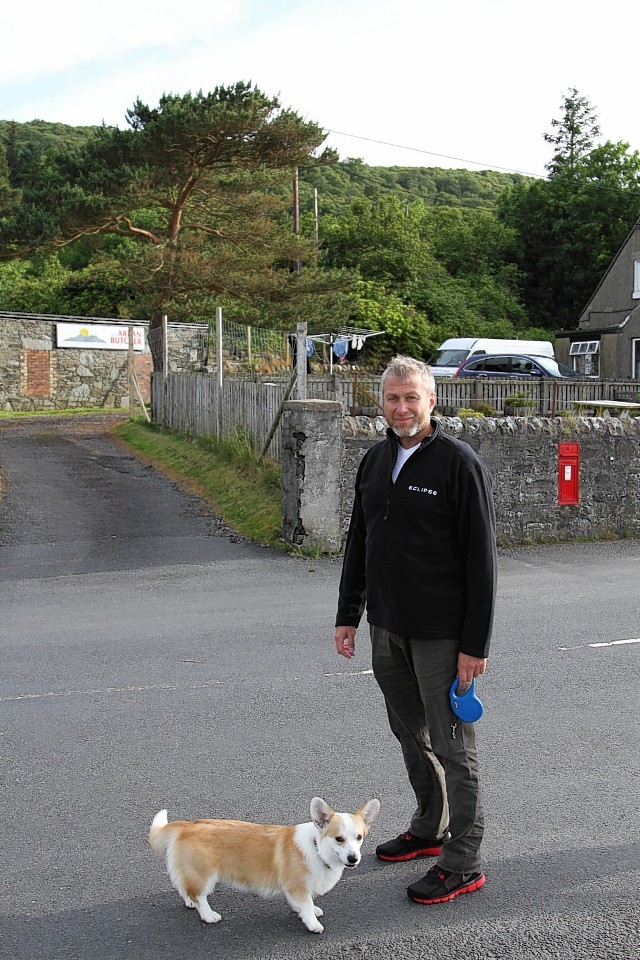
[282,403,640,550]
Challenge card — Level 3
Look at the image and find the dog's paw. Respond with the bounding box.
[196,903,222,924]
[313,906,324,917]
[199,910,222,924]
[184,898,197,909]
[305,920,324,934]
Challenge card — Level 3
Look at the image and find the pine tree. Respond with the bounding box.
[544,87,600,178]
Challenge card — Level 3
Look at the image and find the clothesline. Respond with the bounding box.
[306,328,385,370]
[306,328,385,346]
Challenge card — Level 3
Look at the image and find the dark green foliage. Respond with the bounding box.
[0,87,341,333]
[317,194,527,357]
[495,89,640,330]
[0,119,99,186]
[0,141,19,218]
[544,88,600,178]
[299,158,530,217]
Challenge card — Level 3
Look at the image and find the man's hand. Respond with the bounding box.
[457,652,487,691]
[335,626,356,659]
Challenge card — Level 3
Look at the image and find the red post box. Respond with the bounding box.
[558,442,580,505]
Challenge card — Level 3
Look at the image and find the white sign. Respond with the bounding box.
[56,323,146,352]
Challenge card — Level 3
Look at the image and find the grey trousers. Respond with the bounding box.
[370,626,484,874]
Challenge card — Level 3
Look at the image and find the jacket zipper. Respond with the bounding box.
[384,429,436,520]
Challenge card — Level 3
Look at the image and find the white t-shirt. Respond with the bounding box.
[392,443,419,483]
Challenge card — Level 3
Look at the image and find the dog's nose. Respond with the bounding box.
[347,854,359,865]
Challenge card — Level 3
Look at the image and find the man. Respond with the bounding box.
[334,355,497,904]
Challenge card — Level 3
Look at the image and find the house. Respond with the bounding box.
[555,217,640,380]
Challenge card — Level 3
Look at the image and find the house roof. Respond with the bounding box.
[557,302,640,338]
[577,216,640,320]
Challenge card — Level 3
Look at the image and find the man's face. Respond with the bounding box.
[383,376,436,446]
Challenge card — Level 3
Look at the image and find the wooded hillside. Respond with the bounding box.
[300,158,531,215]
[0,118,527,210]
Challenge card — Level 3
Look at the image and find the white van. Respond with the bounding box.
[428,337,554,377]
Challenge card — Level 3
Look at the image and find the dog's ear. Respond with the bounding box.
[359,798,381,829]
[310,797,333,829]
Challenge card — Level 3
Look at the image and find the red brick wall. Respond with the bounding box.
[134,354,154,402]
[26,350,52,399]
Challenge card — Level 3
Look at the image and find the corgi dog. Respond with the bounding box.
[149,796,380,934]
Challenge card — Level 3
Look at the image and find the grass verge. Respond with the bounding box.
[0,407,128,418]
[114,419,284,548]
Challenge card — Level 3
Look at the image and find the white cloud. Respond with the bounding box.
[0,1,250,83]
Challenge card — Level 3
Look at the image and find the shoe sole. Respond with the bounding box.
[408,873,486,904]
[377,845,442,862]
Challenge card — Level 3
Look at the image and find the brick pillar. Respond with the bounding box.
[281,400,343,554]
[134,353,154,402]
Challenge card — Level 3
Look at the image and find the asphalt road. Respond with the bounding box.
[1,415,639,960]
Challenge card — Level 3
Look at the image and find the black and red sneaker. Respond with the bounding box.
[407,865,486,903]
[376,831,447,862]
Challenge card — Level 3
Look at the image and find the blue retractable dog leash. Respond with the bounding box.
[449,677,484,723]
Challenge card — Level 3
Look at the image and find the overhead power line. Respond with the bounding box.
[325,129,546,180]
[320,129,640,203]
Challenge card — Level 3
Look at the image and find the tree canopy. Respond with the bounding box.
[544,87,600,178]
[1,85,342,329]
[498,88,640,329]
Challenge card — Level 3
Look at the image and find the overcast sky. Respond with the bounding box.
[2,0,638,179]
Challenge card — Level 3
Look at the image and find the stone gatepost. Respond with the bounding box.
[281,399,343,554]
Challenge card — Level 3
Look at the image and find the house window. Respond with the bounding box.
[634,260,640,299]
[569,340,600,376]
[633,339,640,380]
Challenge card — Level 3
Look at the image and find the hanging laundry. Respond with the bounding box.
[333,337,350,359]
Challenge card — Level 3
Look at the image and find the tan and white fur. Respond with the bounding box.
[148,797,380,934]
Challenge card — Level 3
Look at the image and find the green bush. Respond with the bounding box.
[456,407,485,418]
[503,390,534,406]
[471,400,498,416]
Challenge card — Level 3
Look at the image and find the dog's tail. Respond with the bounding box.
[148,809,170,855]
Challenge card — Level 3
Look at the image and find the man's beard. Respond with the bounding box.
[390,414,430,438]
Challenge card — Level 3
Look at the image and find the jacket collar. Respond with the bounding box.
[386,417,440,450]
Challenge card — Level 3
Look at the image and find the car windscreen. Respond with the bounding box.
[430,350,469,367]
[536,357,578,377]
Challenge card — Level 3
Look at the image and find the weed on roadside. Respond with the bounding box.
[115,420,284,548]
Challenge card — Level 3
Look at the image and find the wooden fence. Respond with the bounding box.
[323,375,640,417]
[153,374,293,459]
[152,373,640,460]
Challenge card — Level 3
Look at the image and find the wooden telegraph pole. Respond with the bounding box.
[128,325,136,412]
[292,168,301,273]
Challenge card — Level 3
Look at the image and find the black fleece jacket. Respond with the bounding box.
[336,420,497,658]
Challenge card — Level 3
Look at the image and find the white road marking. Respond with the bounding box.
[588,637,640,648]
[559,637,640,651]
[323,669,374,677]
[0,670,375,703]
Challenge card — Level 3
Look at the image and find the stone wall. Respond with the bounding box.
[341,415,640,546]
[0,314,206,412]
[283,402,640,551]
